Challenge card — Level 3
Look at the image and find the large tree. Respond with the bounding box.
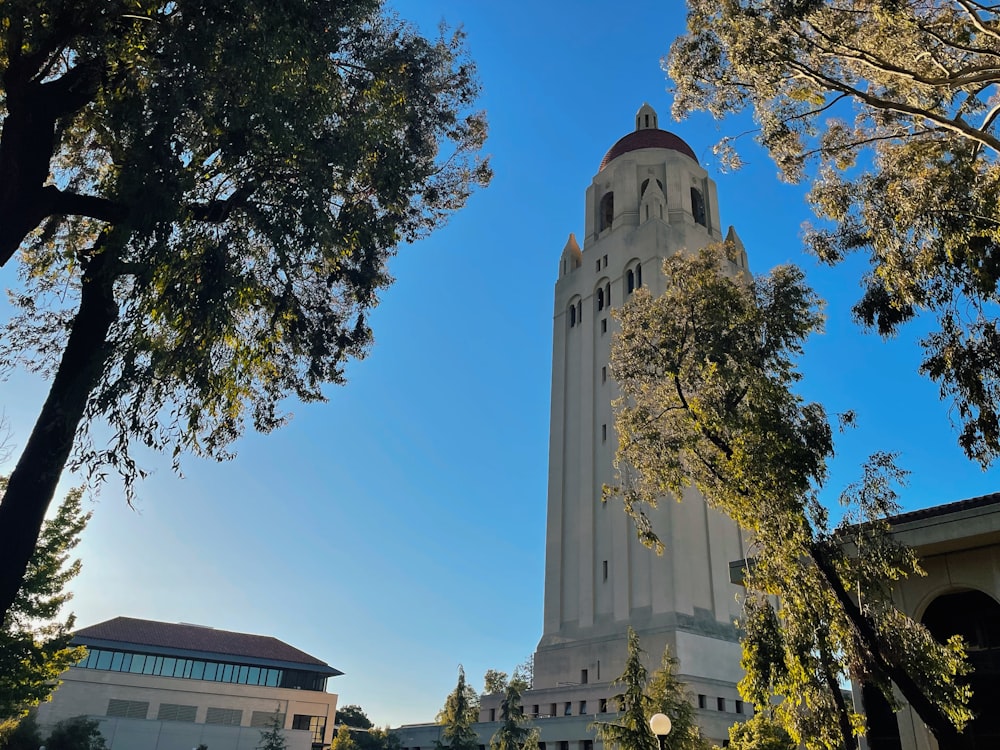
[609,246,970,749]
[0,0,490,622]
[0,483,89,732]
[667,0,1000,467]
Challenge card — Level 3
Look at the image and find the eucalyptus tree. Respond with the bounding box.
[0,0,491,621]
[609,246,970,748]
[668,0,1000,467]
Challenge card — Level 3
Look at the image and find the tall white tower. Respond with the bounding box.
[533,104,750,719]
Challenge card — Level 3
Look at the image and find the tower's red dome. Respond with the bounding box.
[599,129,697,170]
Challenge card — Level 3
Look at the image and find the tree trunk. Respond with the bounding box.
[0,248,118,622]
[810,546,965,747]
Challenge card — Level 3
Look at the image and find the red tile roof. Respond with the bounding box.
[600,129,697,170]
[888,491,1000,525]
[75,616,336,671]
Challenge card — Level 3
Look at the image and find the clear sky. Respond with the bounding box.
[2,0,999,731]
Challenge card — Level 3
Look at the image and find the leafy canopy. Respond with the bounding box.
[0,0,490,623]
[668,0,1000,466]
[609,246,970,749]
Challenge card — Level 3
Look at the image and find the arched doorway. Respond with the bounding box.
[922,589,1000,748]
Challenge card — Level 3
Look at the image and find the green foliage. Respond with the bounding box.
[332,726,359,750]
[512,657,533,691]
[257,709,288,750]
[484,669,509,695]
[647,648,710,750]
[44,717,107,750]
[593,629,709,750]
[724,714,795,750]
[337,706,375,731]
[0,483,89,726]
[609,246,970,748]
[667,0,1000,466]
[490,680,533,750]
[0,0,491,623]
[0,713,41,750]
[436,666,480,750]
[335,705,399,750]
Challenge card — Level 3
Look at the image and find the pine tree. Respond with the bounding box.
[490,680,532,750]
[0,484,90,731]
[257,709,288,750]
[436,666,480,750]
[592,628,656,750]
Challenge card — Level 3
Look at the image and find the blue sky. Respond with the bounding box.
[3,0,1000,730]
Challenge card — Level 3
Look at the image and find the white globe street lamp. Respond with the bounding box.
[649,713,672,750]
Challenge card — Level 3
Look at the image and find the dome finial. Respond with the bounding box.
[636,103,658,131]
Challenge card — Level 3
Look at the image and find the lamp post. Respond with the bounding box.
[649,713,672,750]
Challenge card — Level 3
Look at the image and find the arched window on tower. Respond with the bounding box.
[577,300,582,322]
[636,263,642,287]
[690,187,707,227]
[599,192,614,232]
[597,288,604,311]
[569,303,577,328]
[627,269,635,294]
[605,283,611,307]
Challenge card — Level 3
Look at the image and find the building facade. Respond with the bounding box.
[36,617,341,750]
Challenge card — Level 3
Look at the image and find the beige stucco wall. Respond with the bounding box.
[854,501,1000,750]
[36,666,338,749]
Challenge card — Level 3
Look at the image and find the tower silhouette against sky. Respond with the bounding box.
[531,103,751,743]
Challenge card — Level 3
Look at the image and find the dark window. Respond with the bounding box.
[293,715,327,744]
[717,697,725,712]
[698,695,707,709]
[603,255,608,268]
[570,304,577,328]
[581,669,588,684]
[735,700,744,715]
[596,259,601,272]
[601,319,607,334]
[601,424,607,442]
[603,560,608,581]
[600,193,614,231]
[564,702,572,716]
[636,264,642,287]
[550,704,557,717]
[489,709,496,722]
[691,187,706,226]
[597,288,604,311]
[532,705,539,718]
[579,701,587,715]
[601,366,607,383]
[627,269,635,294]
[599,698,608,713]
[605,283,611,306]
